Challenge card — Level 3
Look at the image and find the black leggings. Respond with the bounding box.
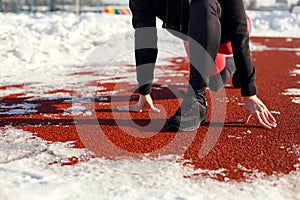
[188,0,254,96]
[188,0,224,94]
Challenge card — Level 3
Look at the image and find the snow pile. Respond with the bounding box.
[248,10,300,37]
[0,128,299,200]
[0,102,37,115]
[0,11,299,99]
[0,10,299,68]
[0,12,132,67]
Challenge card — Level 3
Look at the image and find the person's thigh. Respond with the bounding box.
[154,0,167,20]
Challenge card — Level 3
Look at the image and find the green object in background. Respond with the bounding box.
[61,0,65,11]
[30,0,34,12]
[15,0,19,13]
[46,0,50,11]
[96,0,100,10]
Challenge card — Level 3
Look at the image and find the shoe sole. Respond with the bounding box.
[167,119,206,132]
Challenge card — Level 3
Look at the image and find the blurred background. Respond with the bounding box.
[0,0,299,13]
[0,0,126,13]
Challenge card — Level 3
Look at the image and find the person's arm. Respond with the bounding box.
[117,0,159,112]
[129,0,158,95]
[221,0,257,97]
[221,0,277,128]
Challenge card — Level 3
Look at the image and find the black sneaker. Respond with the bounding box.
[168,94,207,132]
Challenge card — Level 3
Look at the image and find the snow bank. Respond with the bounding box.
[248,10,300,37]
[0,10,299,68]
[0,128,299,200]
[0,11,299,98]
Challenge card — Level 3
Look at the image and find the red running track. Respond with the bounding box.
[0,37,299,181]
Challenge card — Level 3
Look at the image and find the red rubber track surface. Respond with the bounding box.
[1,37,299,181]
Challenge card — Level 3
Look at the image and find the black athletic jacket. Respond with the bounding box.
[129,0,257,97]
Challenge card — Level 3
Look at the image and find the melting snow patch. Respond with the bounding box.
[291,69,300,76]
[291,97,300,104]
[0,129,47,164]
[270,111,281,115]
[63,96,107,104]
[26,95,72,102]
[64,104,93,116]
[0,103,37,115]
[282,88,300,96]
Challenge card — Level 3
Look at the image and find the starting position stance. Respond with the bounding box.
[118,0,277,131]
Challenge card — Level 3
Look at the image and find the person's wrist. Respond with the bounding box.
[243,95,256,100]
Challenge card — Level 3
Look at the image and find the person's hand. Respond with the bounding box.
[243,95,277,129]
[116,94,160,112]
